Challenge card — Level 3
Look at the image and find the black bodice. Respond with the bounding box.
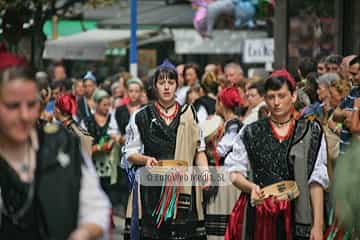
[84,114,111,144]
[115,105,131,135]
[135,103,181,160]
[242,118,293,188]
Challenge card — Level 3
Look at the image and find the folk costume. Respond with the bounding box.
[76,71,97,123]
[114,80,144,216]
[55,93,93,157]
[205,117,243,240]
[193,95,216,123]
[81,90,120,202]
[115,105,132,136]
[224,70,329,240]
[224,114,329,240]
[123,102,207,240]
[0,125,110,239]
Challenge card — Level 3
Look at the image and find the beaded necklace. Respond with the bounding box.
[155,101,179,122]
[269,119,295,143]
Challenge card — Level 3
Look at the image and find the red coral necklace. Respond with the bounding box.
[155,101,179,122]
[269,118,295,143]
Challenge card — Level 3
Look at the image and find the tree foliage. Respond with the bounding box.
[0,0,118,68]
[0,0,118,24]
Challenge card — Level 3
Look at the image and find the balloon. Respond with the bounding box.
[193,0,261,37]
[193,0,209,37]
[207,0,234,36]
[233,0,257,28]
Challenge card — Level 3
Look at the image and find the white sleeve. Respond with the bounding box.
[107,111,120,136]
[123,111,144,165]
[80,120,87,131]
[224,128,249,176]
[197,105,208,124]
[308,135,329,188]
[216,124,239,157]
[78,165,111,234]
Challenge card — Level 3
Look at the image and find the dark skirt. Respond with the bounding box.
[124,184,206,240]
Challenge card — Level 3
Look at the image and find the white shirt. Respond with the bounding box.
[242,101,266,125]
[197,105,209,124]
[217,120,241,158]
[175,86,190,106]
[78,162,111,234]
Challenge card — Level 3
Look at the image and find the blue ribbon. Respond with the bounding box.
[130,180,139,240]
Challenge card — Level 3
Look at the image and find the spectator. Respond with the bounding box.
[325,54,343,74]
[44,80,66,120]
[348,56,360,87]
[317,57,327,75]
[186,85,202,105]
[303,73,340,119]
[340,55,357,81]
[224,62,244,86]
[297,57,318,87]
[183,63,201,88]
[53,61,67,82]
[193,71,219,122]
[349,98,360,137]
[77,71,97,122]
[73,78,85,98]
[334,56,360,152]
[329,79,352,153]
[242,80,266,125]
[175,64,189,105]
[304,72,320,104]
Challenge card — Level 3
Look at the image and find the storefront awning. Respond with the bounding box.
[172,29,268,54]
[43,29,156,60]
[43,20,97,39]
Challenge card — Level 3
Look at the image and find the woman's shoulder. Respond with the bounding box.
[225,118,243,133]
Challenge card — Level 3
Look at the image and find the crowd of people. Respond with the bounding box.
[0,43,360,240]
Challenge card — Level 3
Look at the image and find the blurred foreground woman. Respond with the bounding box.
[0,53,110,240]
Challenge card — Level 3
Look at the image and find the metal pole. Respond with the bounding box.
[273,0,288,69]
[130,0,138,77]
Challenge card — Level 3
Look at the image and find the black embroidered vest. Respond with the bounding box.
[0,126,82,239]
[135,104,181,160]
[115,105,131,135]
[242,118,293,188]
[193,95,216,116]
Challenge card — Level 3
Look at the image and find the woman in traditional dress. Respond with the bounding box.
[81,89,121,203]
[204,87,243,240]
[54,92,93,157]
[193,71,219,123]
[224,70,329,240]
[115,78,144,136]
[0,53,110,239]
[123,59,209,240]
[114,77,144,216]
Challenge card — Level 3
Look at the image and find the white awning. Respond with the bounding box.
[172,29,268,54]
[43,29,156,60]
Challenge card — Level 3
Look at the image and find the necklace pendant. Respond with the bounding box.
[20,164,30,173]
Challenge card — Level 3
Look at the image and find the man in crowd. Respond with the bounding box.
[77,71,98,122]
